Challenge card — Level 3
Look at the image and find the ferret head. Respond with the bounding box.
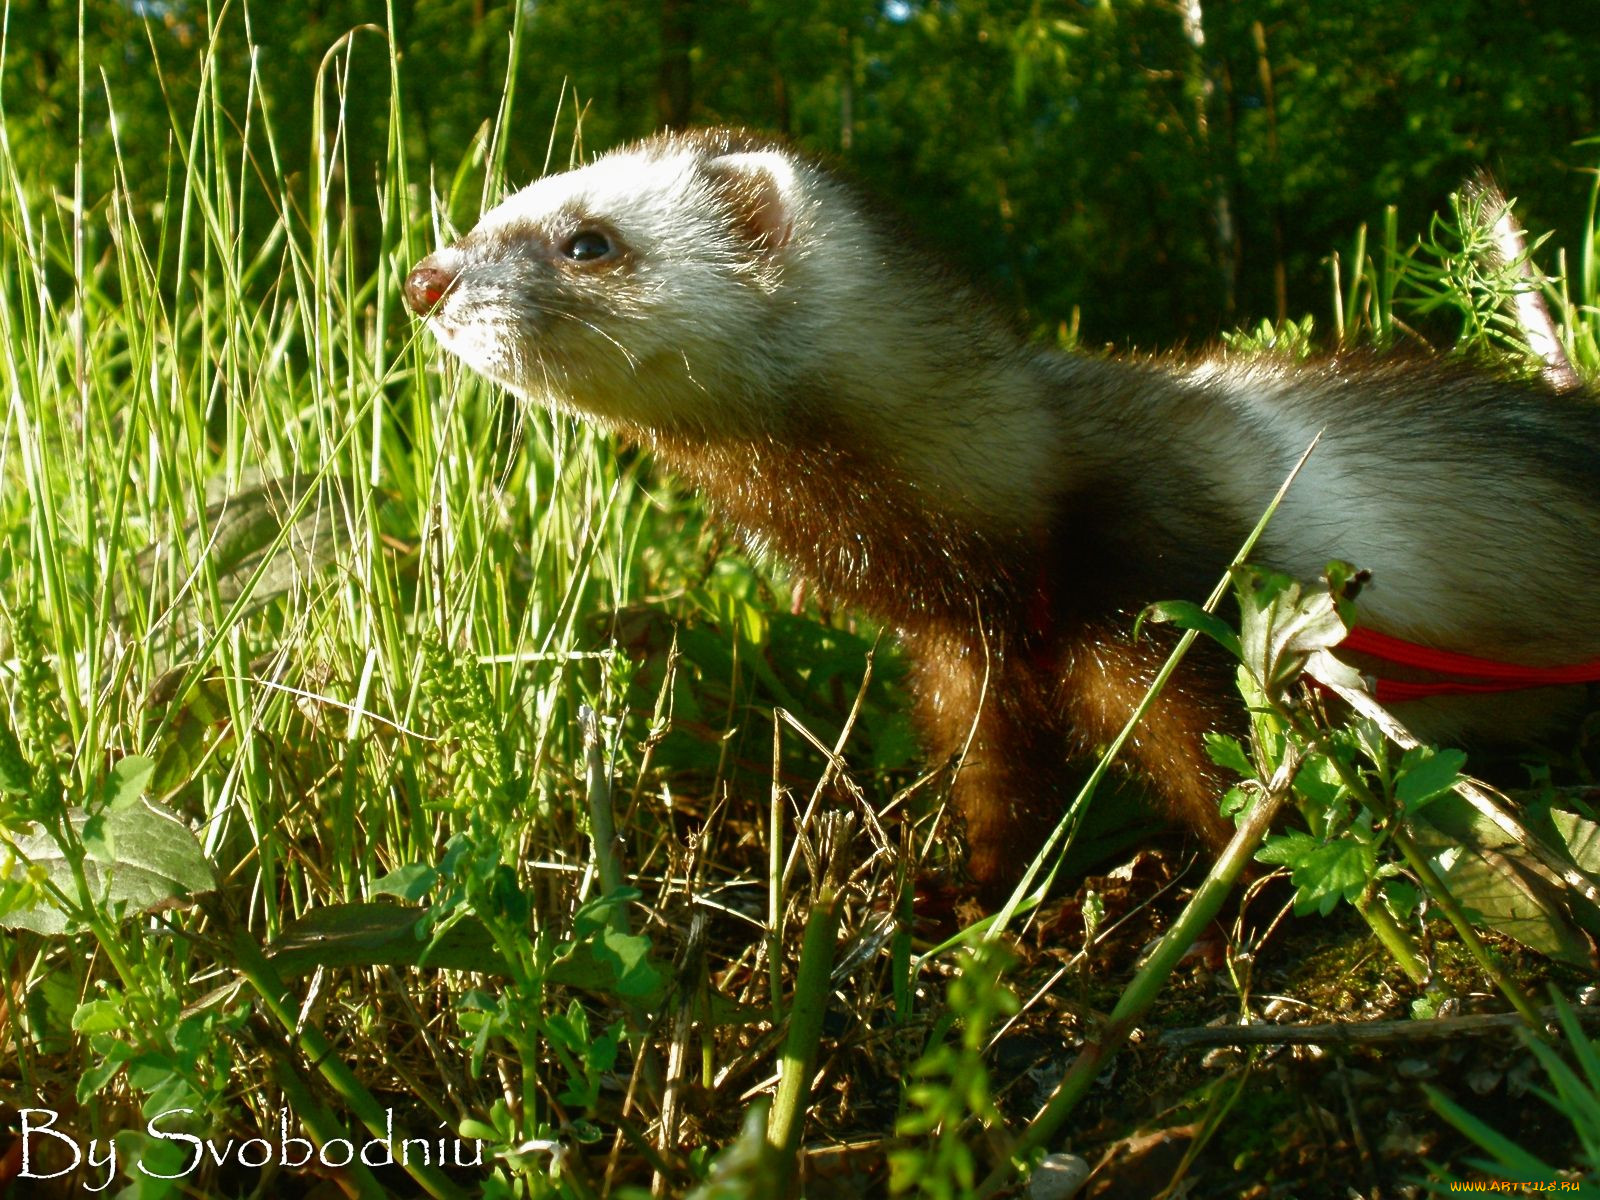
[406,129,824,436]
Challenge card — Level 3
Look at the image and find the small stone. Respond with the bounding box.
[1030,1153,1091,1200]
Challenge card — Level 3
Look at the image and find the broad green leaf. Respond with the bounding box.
[105,756,156,810]
[81,812,112,866]
[1409,814,1590,967]
[0,803,215,936]
[371,863,439,903]
[1256,829,1319,867]
[76,1055,127,1104]
[268,902,504,974]
[1302,647,1368,693]
[126,473,347,622]
[686,1102,781,1200]
[266,903,745,1017]
[601,928,664,1000]
[549,928,667,1006]
[1547,808,1600,876]
[1444,849,1589,967]
[1219,784,1252,819]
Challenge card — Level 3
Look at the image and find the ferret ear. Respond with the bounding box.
[704,150,801,254]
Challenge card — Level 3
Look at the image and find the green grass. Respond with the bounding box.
[0,10,924,1197]
[1,10,661,1195]
[3,6,1600,1199]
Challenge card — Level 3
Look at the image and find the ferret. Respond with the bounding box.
[405,127,1600,899]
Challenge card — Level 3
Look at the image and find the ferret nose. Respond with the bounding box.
[405,261,457,315]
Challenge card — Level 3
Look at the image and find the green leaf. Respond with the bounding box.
[124,474,347,623]
[114,1130,191,1198]
[549,929,667,1006]
[25,968,78,1055]
[1295,841,1372,916]
[1546,808,1600,876]
[601,928,664,999]
[272,904,754,1022]
[371,863,439,903]
[1302,647,1368,693]
[1232,566,1352,700]
[71,998,128,1034]
[0,717,32,795]
[1383,878,1421,921]
[148,677,233,797]
[686,1102,781,1200]
[1203,732,1252,777]
[268,902,505,974]
[105,756,156,810]
[1292,752,1347,810]
[1394,746,1466,811]
[1259,833,1371,916]
[1256,829,1319,867]
[1410,817,1591,968]
[81,812,112,866]
[1140,599,1241,659]
[76,1054,127,1104]
[0,802,215,936]
[1219,784,1252,819]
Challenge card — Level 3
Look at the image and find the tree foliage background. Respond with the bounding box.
[6,0,1598,346]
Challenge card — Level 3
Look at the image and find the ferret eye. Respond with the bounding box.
[561,230,614,262]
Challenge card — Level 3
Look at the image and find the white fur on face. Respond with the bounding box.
[417,137,1070,531]
[419,144,820,435]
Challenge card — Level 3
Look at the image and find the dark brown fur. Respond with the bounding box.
[637,416,1238,898]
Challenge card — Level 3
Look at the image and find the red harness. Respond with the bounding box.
[1341,626,1600,704]
[1023,551,1600,705]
